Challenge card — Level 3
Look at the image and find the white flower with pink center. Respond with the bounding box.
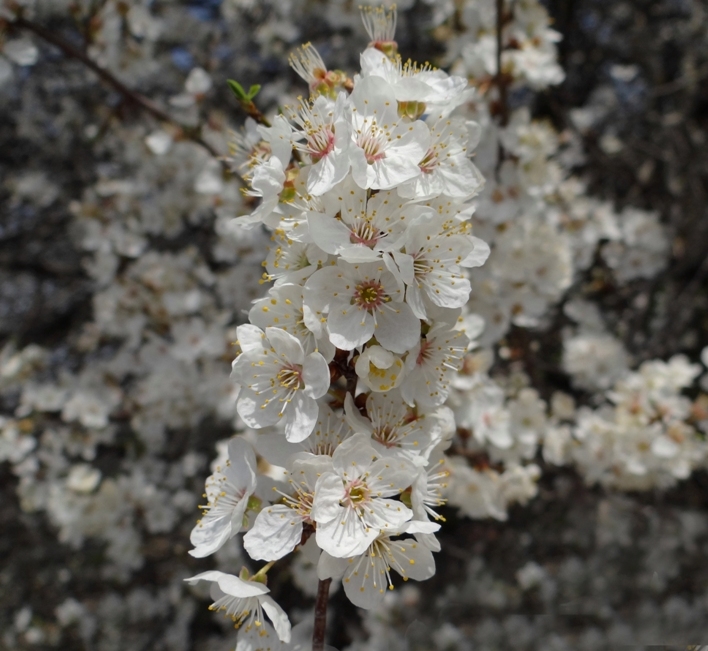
[400,320,469,407]
[348,75,430,190]
[398,116,485,200]
[344,391,433,465]
[307,178,412,263]
[291,93,351,196]
[253,401,354,468]
[393,211,490,319]
[311,434,416,558]
[317,528,437,610]
[248,284,335,362]
[189,437,258,558]
[304,259,420,354]
[243,453,333,562]
[262,227,330,287]
[230,325,330,442]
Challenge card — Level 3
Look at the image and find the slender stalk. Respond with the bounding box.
[14,16,223,161]
[312,578,332,651]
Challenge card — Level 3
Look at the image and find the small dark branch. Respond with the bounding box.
[237,98,272,129]
[14,16,224,163]
[299,523,315,548]
[312,578,332,651]
[331,349,358,399]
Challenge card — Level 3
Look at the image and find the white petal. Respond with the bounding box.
[185,571,269,597]
[226,437,258,492]
[283,393,318,442]
[311,472,344,524]
[260,595,292,643]
[308,150,350,196]
[243,505,303,561]
[302,352,330,399]
[343,393,373,435]
[237,387,282,429]
[236,324,266,355]
[307,212,353,256]
[389,539,436,582]
[266,327,305,365]
[328,306,374,350]
[317,550,348,580]
[375,302,420,354]
[189,514,233,558]
[460,236,491,267]
[316,509,378,558]
[331,433,377,476]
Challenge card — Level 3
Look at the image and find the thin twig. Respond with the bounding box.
[312,578,332,651]
[14,16,224,162]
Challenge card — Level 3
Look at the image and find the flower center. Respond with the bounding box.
[284,488,315,520]
[373,425,400,448]
[419,147,440,174]
[349,219,382,247]
[276,365,303,391]
[307,125,335,163]
[353,280,387,312]
[357,124,387,164]
[342,479,370,507]
[412,252,433,278]
[416,339,432,365]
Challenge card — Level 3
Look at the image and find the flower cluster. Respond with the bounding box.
[546,351,708,491]
[186,6,490,642]
[2,0,708,648]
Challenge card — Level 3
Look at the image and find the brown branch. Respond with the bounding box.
[14,16,225,163]
[312,578,332,651]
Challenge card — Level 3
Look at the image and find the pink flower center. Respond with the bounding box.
[357,124,387,164]
[349,220,382,247]
[276,364,304,391]
[416,339,432,366]
[353,279,387,312]
[373,425,400,448]
[419,147,440,174]
[307,125,336,163]
[341,478,370,507]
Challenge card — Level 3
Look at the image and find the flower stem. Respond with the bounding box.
[312,578,332,651]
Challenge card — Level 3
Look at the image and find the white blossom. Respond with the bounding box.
[231,325,330,442]
[185,570,291,642]
[311,434,416,557]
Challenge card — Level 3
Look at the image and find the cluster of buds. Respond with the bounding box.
[187,5,489,646]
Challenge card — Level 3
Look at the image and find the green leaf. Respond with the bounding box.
[247,84,261,100]
[227,79,248,100]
